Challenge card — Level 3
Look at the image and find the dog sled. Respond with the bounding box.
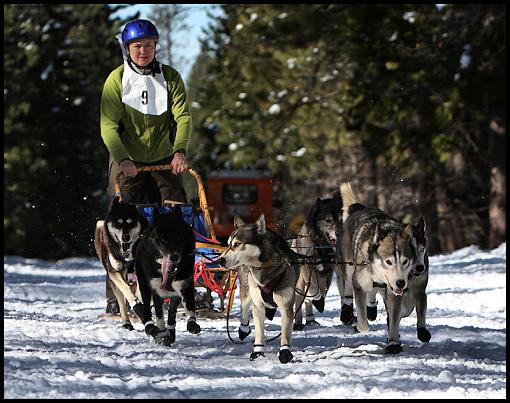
[116,165,235,315]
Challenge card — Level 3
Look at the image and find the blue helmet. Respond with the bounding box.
[121,19,159,45]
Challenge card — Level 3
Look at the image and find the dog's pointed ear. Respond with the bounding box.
[315,197,322,207]
[402,223,413,240]
[110,195,121,209]
[256,214,266,234]
[234,215,245,229]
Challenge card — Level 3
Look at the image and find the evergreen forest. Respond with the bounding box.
[4,4,506,258]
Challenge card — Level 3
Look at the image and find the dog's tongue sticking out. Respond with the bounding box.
[394,288,404,296]
[160,257,175,291]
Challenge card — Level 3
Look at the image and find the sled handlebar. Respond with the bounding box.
[117,165,218,243]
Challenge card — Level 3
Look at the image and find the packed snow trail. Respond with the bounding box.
[4,244,506,398]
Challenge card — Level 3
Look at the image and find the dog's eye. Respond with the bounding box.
[232,241,240,249]
[117,218,123,224]
[385,260,392,266]
[418,247,425,253]
[126,218,132,224]
[402,258,409,265]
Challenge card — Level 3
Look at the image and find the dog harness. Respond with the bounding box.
[255,256,290,308]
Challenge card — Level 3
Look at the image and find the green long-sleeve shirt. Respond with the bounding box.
[100,63,191,163]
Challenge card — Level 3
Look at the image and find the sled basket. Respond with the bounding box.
[120,166,232,311]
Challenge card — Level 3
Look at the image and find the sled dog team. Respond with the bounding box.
[95,181,430,363]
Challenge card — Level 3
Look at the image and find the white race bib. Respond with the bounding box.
[121,61,168,116]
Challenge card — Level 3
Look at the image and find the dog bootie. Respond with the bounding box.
[384,340,403,355]
[305,319,321,327]
[417,327,431,342]
[293,322,305,331]
[340,303,355,325]
[367,305,378,321]
[238,323,251,341]
[144,322,160,337]
[278,346,293,364]
[122,322,134,331]
[312,296,325,313]
[187,319,201,334]
[250,345,265,361]
[155,328,175,346]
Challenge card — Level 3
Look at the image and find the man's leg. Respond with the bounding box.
[149,158,187,204]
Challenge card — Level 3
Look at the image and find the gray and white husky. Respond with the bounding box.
[395,217,431,341]
[219,214,299,363]
[94,196,146,329]
[365,217,431,343]
[339,181,416,354]
[291,196,342,330]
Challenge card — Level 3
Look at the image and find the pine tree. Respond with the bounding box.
[4,4,128,257]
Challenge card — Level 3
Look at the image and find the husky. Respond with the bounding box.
[339,181,416,354]
[393,217,431,341]
[135,206,201,346]
[94,196,146,329]
[291,196,342,330]
[219,214,299,363]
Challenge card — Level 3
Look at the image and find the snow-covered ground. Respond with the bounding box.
[4,243,506,399]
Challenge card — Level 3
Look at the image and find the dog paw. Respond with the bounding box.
[187,320,201,334]
[278,349,293,364]
[122,322,134,331]
[158,335,174,346]
[367,305,377,321]
[265,307,277,321]
[417,327,431,342]
[312,297,325,313]
[384,342,403,355]
[293,322,305,331]
[155,329,175,346]
[144,323,159,337]
[238,327,251,341]
[305,319,321,327]
[249,351,265,361]
[341,304,355,325]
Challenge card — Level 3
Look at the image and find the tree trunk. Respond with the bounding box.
[415,171,441,255]
[488,118,506,248]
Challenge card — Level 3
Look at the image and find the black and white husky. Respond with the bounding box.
[219,214,299,363]
[135,206,201,346]
[291,196,342,330]
[94,197,146,329]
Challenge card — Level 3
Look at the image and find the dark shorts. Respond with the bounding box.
[106,155,187,211]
